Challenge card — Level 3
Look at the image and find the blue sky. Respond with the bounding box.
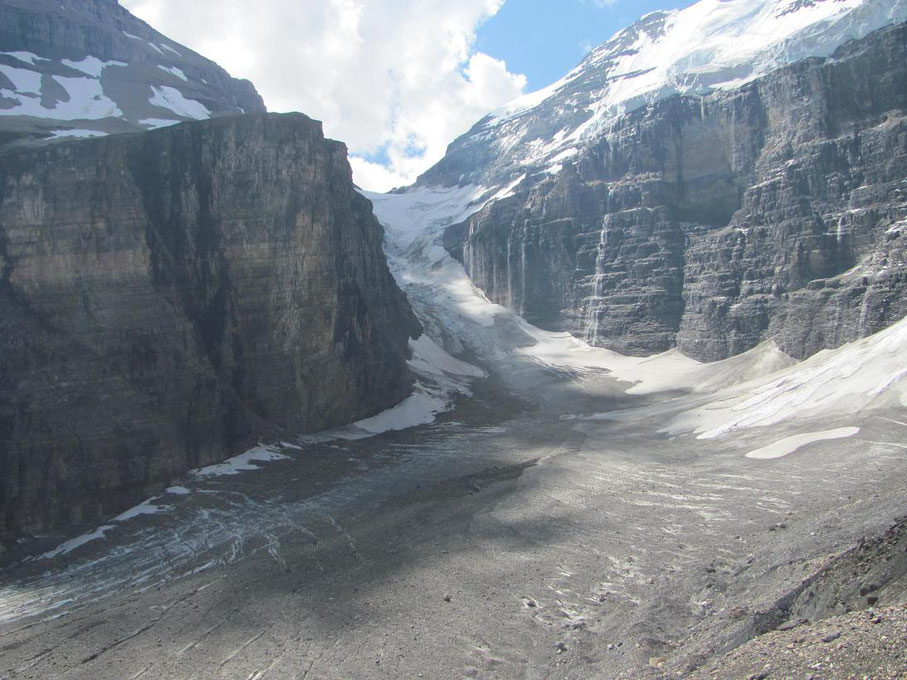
[478,0,697,91]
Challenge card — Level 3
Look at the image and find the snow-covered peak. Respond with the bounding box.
[498,0,904,123]
[418,0,907,189]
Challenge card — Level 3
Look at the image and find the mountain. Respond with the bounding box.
[0,2,421,541]
[0,112,420,540]
[422,0,907,360]
[421,0,907,190]
[0,0,265,150]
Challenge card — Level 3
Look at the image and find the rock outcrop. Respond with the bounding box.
[0,0,265,147]
[442,22,907,360]
[0,112,420,540]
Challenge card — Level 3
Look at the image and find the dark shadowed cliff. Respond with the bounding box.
[0,112,420,539]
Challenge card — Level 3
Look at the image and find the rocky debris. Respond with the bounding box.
[0,0,265,148]
[687,605,907,679]
[442,22,907,360]
[663,515,907,679]
[0,112,420,541]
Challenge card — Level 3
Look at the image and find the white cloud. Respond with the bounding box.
[121,0,527,191]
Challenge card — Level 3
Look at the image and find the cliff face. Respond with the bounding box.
[444,22,907,360]
[0,0,265,146]
[0,112,420,539]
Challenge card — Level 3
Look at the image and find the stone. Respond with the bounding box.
[0,0,265,149]
[0,112,420,541]
[440,23,907,361]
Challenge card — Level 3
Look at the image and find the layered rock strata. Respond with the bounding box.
[0,112,420,539]
[443,22,907,359]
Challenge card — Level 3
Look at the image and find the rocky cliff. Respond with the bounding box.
[0,112,420,540]
[0,0,265,147]
[442,20,907,360]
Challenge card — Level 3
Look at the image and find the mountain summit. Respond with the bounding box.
[0,0,265,149]
[420,0,907,189]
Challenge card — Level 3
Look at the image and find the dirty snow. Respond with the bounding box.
[191,445,290,478]
[745,427,861,459]
[39,526,115,560]
[113,497,170,522]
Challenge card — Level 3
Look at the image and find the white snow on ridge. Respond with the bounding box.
[485,0,907,160]
[149,85,211,120]
[1,51,46,66]
[62,56,127,77]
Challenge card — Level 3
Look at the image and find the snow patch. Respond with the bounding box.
[166,486,191,495]
[113,497,170,522]
[1,51,45,66]
[139,117,182,129]
[62,56,126,77]
[190,445,289,478]
[352,392,449,434]
[745,427,860,459]
[49,76,122,119]
[149,85,210,120]
[157,65,188,82]
[320,335,484,440]
[40,526,114,560]
[669,316,907,439]
[0,72,122,120]
[407,334,485,379]
[0,64,41,94]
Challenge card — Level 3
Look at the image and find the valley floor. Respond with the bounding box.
[1,189,905,679]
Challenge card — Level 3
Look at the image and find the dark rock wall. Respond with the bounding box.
[0,112,419,539]
[447,23,907,360]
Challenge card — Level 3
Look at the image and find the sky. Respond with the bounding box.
[121,0,695,191]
